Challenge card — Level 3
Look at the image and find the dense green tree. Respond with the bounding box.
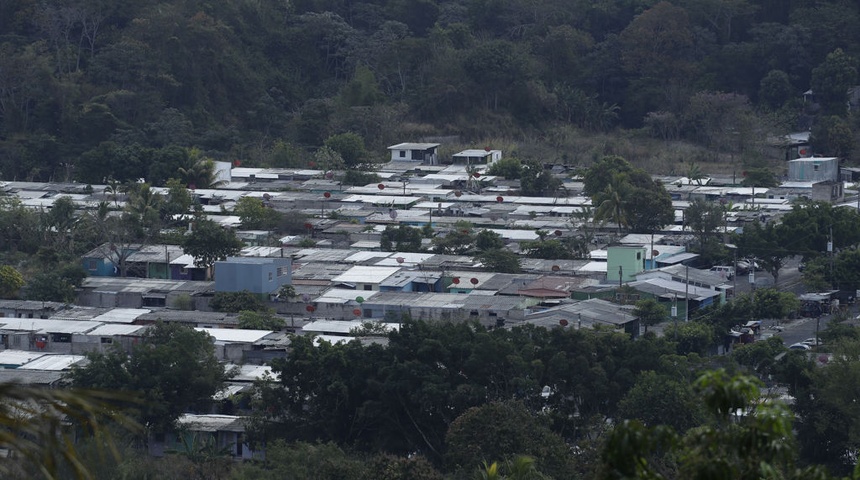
[601,369,831,480]
[234,197,281,231]
[741,167,779,187]
[324,132,371,168]
[238,310,285,330]
[68,322,228,436]
[811,115,856,158]
[633,299,668,334]
[0,265,24,299]
[759,69,795,110]
[475,229,506,252]
[519,161,562,196]
[210,291,268,313]
[663,321,715,356]
[735,221,790,285]
[476,248,522,273]
[23,272,76,303]
[444,401,576,479]
[685,199,726,262]
[795,339,860,473]
[182,217,243,273]
[432,222,476,254]
[810,48,858,116]
[380,225,423,252]
[487,157,524,179]
[586,156,673,234]
[616,371,704,433]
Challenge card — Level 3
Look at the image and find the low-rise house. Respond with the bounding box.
[81,243,142,277]
[387,143,440,165]
[0,300,66,320]
[214,257,292,297]
[124,245,185,279]
[195,327,281,363]
[72,324,148,354]
[170,254,208,281]
[331,265,401,291]
[164,414,260,460]
[0,319,102,353]
[452,148,502,167]
[522,298,640,337]
[606,245,647,284]
[788,157,839,182]
[77,277,214,309]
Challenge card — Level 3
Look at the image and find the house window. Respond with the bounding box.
[51,333,72,343]
[87,259,98,271]
[813,164,820,171]
[101,337,113,344]
[277,267,286,277]
[363,285,372,291]
[268,272,273,281]
[180,267,188,275]
[399,150,406,158]
[637,252,642,260]
[470,311,479,316]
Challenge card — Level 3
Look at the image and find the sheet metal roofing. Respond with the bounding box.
[388,142,440,150]
[629,278,721,300]
[332,265,400,284]
[0,350,45,366]
[315,288,379,304]
[19,354,86,371]
[177,414,245,432]
[91,308,151,324]
[225,364,275,382]
[85,324,149,336]
[0,319,101,334]
[303,319,398,335]
[195,328,273,343]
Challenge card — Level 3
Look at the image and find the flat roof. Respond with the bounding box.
[315,288,379,304]
[85,324,149,336]
[91,308,151,324]
[0,350,45,367]
[332,265,400,284]
[0,319,102,334]
[19,354,86,371]
[388,143,440,150]
[195,328,273,343]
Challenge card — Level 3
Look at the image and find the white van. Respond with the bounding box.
[710,266,735,280]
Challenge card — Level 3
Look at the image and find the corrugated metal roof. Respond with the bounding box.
[332,266,400,284]
[19,354,86,371]
[85,324,148,336]
[0,319,102,334]
[91,308,151,324]
[315,288,378,304]
[0,350,45,367]
[177,414,245,432]
[196,328,273,343]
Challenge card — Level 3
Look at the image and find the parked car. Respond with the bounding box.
[710,265,735,280]
[802,337,824,346]
[789,343,812,351]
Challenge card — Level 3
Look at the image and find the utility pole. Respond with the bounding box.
[684,263,689,322]
[672,294,678,340]
[829,225,834,288]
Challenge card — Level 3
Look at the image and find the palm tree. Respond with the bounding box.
[103,177,124,208]
[595,182,628,234]
[178,149,226,190]
[687,163,706,185]
[0,383,139,479]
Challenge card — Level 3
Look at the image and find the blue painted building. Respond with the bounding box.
[214,257,292,295]
[81,244,142,277]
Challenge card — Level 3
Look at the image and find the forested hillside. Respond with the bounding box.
[0,0,858,183]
